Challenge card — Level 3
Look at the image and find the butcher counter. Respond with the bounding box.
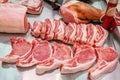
[0,0,120,80]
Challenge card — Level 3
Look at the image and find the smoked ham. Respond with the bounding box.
[0,3,30,33]
[60,1,105,24]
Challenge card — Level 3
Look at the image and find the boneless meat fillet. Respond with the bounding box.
[12,0,44,14]
[60,1,105,24]
[17,39,52,67]
[88,47,118,80]
[36,42,73,74]
[60,43,96,74]
[0,37,32,63]
[0,3,30,33]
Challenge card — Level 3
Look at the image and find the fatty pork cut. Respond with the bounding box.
[0,37,32,63]
[60,43,96,74]
[88,47,118,80]
[12,0,44,14]
[60,1,105,24]
[36,42,73,74]
[17,39,52,67]
[0,3,30,33]
[31,19,108,46]
[0,0,8,3]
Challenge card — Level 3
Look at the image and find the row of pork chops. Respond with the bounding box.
[31,18,108,47]
[0,37,118,80]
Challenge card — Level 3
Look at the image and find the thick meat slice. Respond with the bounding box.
[0,37,32,63]
[36,43,73,74]
[0,0,8,3]
[94,25,108,46]
[45,19,55,40]
[88,47,118,80]
[86,24,97,45]
[60,1,105,24]
[17,39,52,67]
[60,44,96,74]
[53,19,66,41]
[0,3,29,33]
[31,21,42,37]
[31,21,47,39]
[64,23,77,44]
[12,0,44,14]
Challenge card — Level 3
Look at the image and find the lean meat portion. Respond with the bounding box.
[0,0,8,3]
[60,43,96,74]
[31,19,108,46]
[17,39,52,67]
[94,25,108,46]
[36,42,73,74]
[11,0,44,14]
[0,37,32,63]
[60,1,105,24]
[88,47,118,80]
[0,3,30,33]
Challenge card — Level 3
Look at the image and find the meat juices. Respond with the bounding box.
[0,3,30,33]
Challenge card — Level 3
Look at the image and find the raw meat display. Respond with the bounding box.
[31,18,108,46]
[11,0,44,14]
[17,38,52,67]
[0,37,119,80]
[88,47,118,80]
[0,3,30,33]
[0,37,32,63]
[36,42,73,74]
[0,0,8,3]
[60,1,105,24]
[60,43,96,74]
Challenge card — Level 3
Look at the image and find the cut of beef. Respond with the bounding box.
[0,37,32,63]
[11,0,44,14]
[60,1,105,24]
[36,42,73,74]
[60,43,96,74]
[0,3,30,33]
[88,47,118,80]
[16,39,52,67]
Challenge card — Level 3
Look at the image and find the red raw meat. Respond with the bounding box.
[17,39,52,67]
[36,42,73,74]
[0,0,8,3]
[88,47,118,80]
[0,3,30,33]
[0,37,32,63]
[94,25,108,46]
[60,43,96,74]
[12,0,44,14]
